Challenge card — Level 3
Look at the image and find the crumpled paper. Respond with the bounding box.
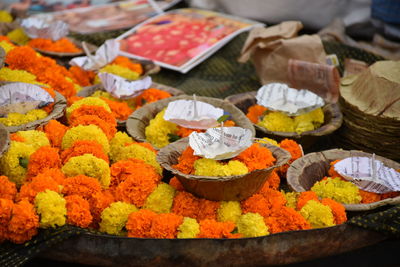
[21,17,68,41]
[98,72,151,99]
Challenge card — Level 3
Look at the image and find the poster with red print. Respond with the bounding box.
[117,9,263,73]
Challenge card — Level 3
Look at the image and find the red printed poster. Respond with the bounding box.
[117,8,263,73]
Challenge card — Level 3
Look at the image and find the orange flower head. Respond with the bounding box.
[234,143,276,172]
[176,126,202,138]
[65,195,92,228]
[7,199,39,244]
[197,199,220,221]
[10,133,25,142]
[135,88,171,108]
[172,191,200,219]
[126,209,157,238]
[27,146,61,177]
[0,176,17,201]
[28,38,82,53]
[148,213,183,239]
[18,174,61,203]
[43,120,68,149]
[169,177,184,191]
[197,219,236,238]
[61,140,109,165]
[62,175,102,200]
[88,190,114,226]
[296,191,319,210]
[112,56,143,75]
[100,97,133,121]
[69,105,116,127]
[69,66,95,86]
[70,114,117,140]
[328,160,343,179]
[321,198,347,225]
[172,147,200,175]
[359,190,382,204]
[264,206,311,234]
[246,104,267,124]
[258,170,280,191]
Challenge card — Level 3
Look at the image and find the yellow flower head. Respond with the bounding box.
[62,124,110,154]
[145,109,178,148]
[7,28,30,45]
[66,97,111,118]
[258,111,295,132]
[256,137,279,147]
[109,131,133,162]
[96,64,139,82]
[0,40,16,53]
[294,108,324,133]
[177,217,200,238]
[99,201,138,235]
[282,191,300,209]
[144,183,176,214]
[0,109,48,126]
[0,141,35,185]
[300,200,335,229]
[311,177,362,204]
[34,189,66,228]
[16,130,50,151]
[0,67,37,84]
[62,154,111,188]
[237,212,269,237]
[194,158,248,177]
[217,201,242,223]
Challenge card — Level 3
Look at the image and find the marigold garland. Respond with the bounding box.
[43,120,68,148]
[197,199,220,221]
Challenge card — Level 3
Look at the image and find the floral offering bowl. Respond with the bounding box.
[127,95,256,150]
[157,138,291,201]
[225,91,343,149]
[287,149,400,211]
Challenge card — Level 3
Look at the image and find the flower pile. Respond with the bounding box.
[27,38,82,53]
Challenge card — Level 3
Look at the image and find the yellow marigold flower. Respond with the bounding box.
[258,111,295,132]
[0,10,13,22]
[109,131,133,162]
[62,154,111,188]
[34,189,66,228]
[0,109,48,126]
[0,141,35,185]
[294,108,324,133]
[177,217,200,238]
[66,97,111,118]
[217,201,242,223]
[145,109,178,148]
[256,137,279,147]
[0,40,16,53]
[96,64,140,82]
[114,143,162,174]
[283,191,300,209]
[62,125,110,154]
[7,28,30,45]
[144,183,176,214]
[194,158,248,177]
[311,177,361,204]
[237,212,269,237]
[0,67,37,84]
[99,201,137,235]
[300,200,335,229]
[16,130,50,151]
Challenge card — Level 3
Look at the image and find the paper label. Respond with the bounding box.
[256,83,324,116]
[98,72,151,99]
[334,157,400,193]
[288,59,340,103]
[69,39,120,71]
[163,99,224,129]
[0,83,54,116]
[326,54,340,67]
[21,18,69,41]
[189,127,253,160]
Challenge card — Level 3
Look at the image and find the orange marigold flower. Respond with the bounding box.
[278,139,303,175]
[197,219,236,238]
[328,159,343,178]
[321,198,347,225]
[10,133,25,142]
[69,105,116,127]
[0,198,13,242]
[67,96,84,106]
[112,56,143,75]
[246,104,267,124]
[259,170,280,191]
[242,190,286,218]
[264,206,311,234]
[126,209,157,238]
[100,97,133,121]
[65,195,92,228]
[0,176,17,201]
[381,191,400,199]
[30,168,65,185]
[5,46,38,70]
[135,88,171,108]
[172,191,200,219]
[62,175,102,200]
[224,120,236,127]
[172,147,200,175]
[234,143,276,172]
[70,114,117,140]
[148,213,183,238]
[296,191,319,210]
[88,190,114,226]
[43,120,68,148]
[169,177,184,191]
[7,199,39,244]
[176,126,202,138]
[359,190,382,204]
[61,140,109,165]
[258,188,287,211]
[18,174,60,202]
[27,146,61,177]
[197,199,220,221]
[28,38,82,53]
[69,66,95,87]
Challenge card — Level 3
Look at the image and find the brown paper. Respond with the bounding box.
[239,21,327,85]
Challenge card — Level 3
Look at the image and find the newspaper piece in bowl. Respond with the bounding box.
[69,39,120,71]
[256,83,325,116]
[163,99,224,129]
[98,72,152,99]
[0,83,54,116]
[189,126,253,160]
[21,17,69,41]
[334,156,400,194]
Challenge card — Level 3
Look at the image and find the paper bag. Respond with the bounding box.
[239,21,327,85]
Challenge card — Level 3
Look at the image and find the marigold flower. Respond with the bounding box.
[197,199,220,221]
[237,212,269,237]
[62,125,110,154]
[282,191,300,209]
[16,130,50,151]
[0,176,17,201]
[7,199,39,244]
[27,146,61,177]
[10,133,25,142]
[135,88,172,108]
[65,195,92,228]
[234,143,276,172]
[69,105,116,127]
[177,217,200,238]
[258,170,280,191]
[18,173,61,203]
[311,177,362,204]
[62,154,111,188]
[321,198,347,225]
[7,28,30,45]
[145,109,178,148]
[197,219,236,238]
[258,111,295,132]
[34,189,66,228]
[143,183,176,214]
[194,158,248,177]
[28,38,82,53]
[62,175,102,200]
[100,97,133,121]
[61,140,109,165]
[246,104,267,123]
[0,67,40,84]
[0,109,48,127]
[328,160,342,178]
[242,190,286,218]
[126,209,157,238]
[359,190,382,204]
[97,64,139,81]
[217,201,242,223]
[69,66,95,87]
[0,198,13,242]
[29,168,65,184]
[148,213,183,238]
[43,120,68,148]
[296,191,319,210]
[99,201,137,235]
[381,191,400,199]
[176,126,202,138]
[112,56,143,75]
[172,147,200,175]
[300,200,335,229]
[66,97,111,118]
[169,176,184,191]
[88,190,114,226]
[264,206,310,234]
[109,131,133,162]
[0,39,15,53]
[70,114,117,140]
[278,139,303,175]
[172,191,200,219]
